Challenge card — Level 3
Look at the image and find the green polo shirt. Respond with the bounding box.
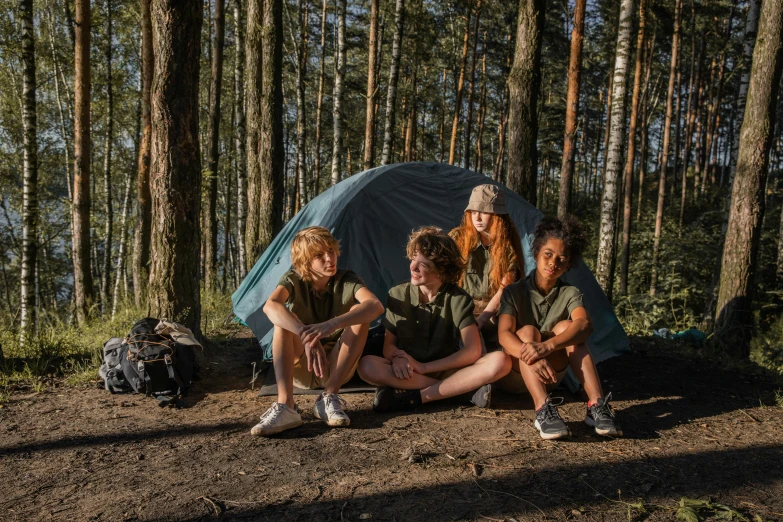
[277,268,366,344]
[498,274,585,333]
[459,242,520,307]
[382,282,476,363]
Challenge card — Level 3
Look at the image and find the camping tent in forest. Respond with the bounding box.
[232,162,629,388]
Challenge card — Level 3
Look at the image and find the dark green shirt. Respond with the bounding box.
[277,269,366,344]
[382,282,476,363]
[498,274,585,333]
[455,240,520,311]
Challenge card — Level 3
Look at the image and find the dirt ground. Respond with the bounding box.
[1,332,782,522]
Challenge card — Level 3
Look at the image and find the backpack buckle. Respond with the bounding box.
[164,354,173,365]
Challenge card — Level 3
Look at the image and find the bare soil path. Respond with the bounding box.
[1,332,782,521]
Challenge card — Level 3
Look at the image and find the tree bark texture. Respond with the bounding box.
[594,0,634,297]
[133,0,153,306]
[295,0,309,210]
[148,0,204,333]
[557,0,586,219]
[245,0,285,270]
[234,0,248,279]
[72,0,93,326]
[101,0,114,312]
[506,0,545,204]
[204,0,225,291]
[363,0,380,170]
[111,171,132,319]
[462,1,482,169]
[20,0,38,341]
[449,5,472,166]
[619,0,646,296]
[331,0,346,184]
[649,0,682,296]
[313,0,327,194]
[381,0,405,166]
[715,0,783,354]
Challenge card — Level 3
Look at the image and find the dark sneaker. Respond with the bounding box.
[373,386,422,412]
[585,393,623,436]
[534,396,571,440]
[470,383,492,408]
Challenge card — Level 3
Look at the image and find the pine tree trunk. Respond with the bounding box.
[594,0,634,297]
[619,0,646,296]
[148,0,203,333]
[245,0,285,269]
[331,0,346,184]
[506,0,544,204]
[294,0,309,210]
[381,0,405,166]
[363,0,380,170]
[715,0,783,355]
[475,35,487,173]
[448,1,473,166]
[313,0,327,195]
[439,68,447,163]
[20,0,38,342]
[649,0,682,296]
[234,0,248,279]
[111,171,132,319]
[462,0,482,169]
[100,0,114,314]
[557,0,586,218]
[72,0,93,326]
[204,0,225,291]
[703,13,733,189]
[133,0,152,306]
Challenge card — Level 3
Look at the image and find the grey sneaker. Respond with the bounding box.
[470,383,492,408]
[314,392,350,427]
[251,403,302,436]
[585,393,623,436]
[534,396,571,440]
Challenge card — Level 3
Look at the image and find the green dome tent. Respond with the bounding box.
[232,162,628,387]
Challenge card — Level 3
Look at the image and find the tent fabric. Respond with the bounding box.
[232,162,629,389]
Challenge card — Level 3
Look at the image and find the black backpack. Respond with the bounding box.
[99,318,197,406]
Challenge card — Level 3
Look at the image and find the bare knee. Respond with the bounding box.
[487,351,512,379]
[357,355,384,383]
[516,325,541,342]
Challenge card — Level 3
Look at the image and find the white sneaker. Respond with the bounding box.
[251,403,303,436]
[314,392,350,427]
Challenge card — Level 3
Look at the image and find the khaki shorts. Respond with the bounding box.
[497,366,568,394]
[291,338,360,390]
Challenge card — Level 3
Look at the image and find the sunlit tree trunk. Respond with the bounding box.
[295,0,309,208]
[234,0,248,279]
[381,0,405,166]
[715,0,783,355]
[557,0,586,219]
[462,0,482,169]
[331,0,346,184]
[506,0,545,204]
[148,0,203,333]
[99,0,114,315]
[448,1,473,166]
[475,36,487,173]
[594,0,634,298]
[313,0,327,195]
[111,172,132,319]
[363,0,380,171]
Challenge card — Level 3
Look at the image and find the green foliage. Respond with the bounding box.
[675,498,749,522]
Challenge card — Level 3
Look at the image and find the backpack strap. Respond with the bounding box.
[137,360,152,396]
[164,353,186,396]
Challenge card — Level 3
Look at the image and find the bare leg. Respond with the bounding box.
[511,325,554,410]
[358,355,440,390]
[420,351,510,403]
[551,320,604,404]
[272,326,305,409]
[324,321,370,394]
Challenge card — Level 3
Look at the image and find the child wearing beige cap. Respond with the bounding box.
[450,184,525,352]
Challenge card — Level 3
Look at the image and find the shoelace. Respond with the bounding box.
[539,396,564,423]
[260,402,285,423]
[324,393,347,414]
[592,392,615,420]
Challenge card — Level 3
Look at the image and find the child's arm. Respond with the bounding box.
[393,324,482,374]
[477,271,518,327]
[262,285,305,335]
[518,306,593,364]
[383,330,419,380]
[301,287,384,346]
[497,313,525,359]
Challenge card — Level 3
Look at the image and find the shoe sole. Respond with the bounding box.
[314,406,351,427]
[250,418,303,437]
[584,416,623,437]
[534,419,571,440]
[470,385,492,408]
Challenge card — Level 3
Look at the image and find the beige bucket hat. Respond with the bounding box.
[465,184,508,215]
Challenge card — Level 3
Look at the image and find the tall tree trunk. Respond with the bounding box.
[557,0,586,219]
[245,0,285,269]
[680,32,704,226]
[148,0,203,333]
[295,0,309,209]
[439,68,447,163]
[594,0,634,297]
[475,35,487,173]
[381,0,405,166]
[313,0,327,195]
[601,71,614,188]
[20,0,38,342]
[331,0,346,184]
[204,0,225,291]
[133,0,153,306]
[506,0,545,204]
[111,171,132,319]
[462,0,482,169]
[449,1,473,166]
[592,89,604,199]
[619,0,646,296]
[363,0,380,170]
[72,0,93,326]
[404,72,418,161]
[234,0,248,279]
[715,0,783,355]
[47,9,73,206]
[703,12,734,189]
[649,0,682,296]
[101,0,114,313]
